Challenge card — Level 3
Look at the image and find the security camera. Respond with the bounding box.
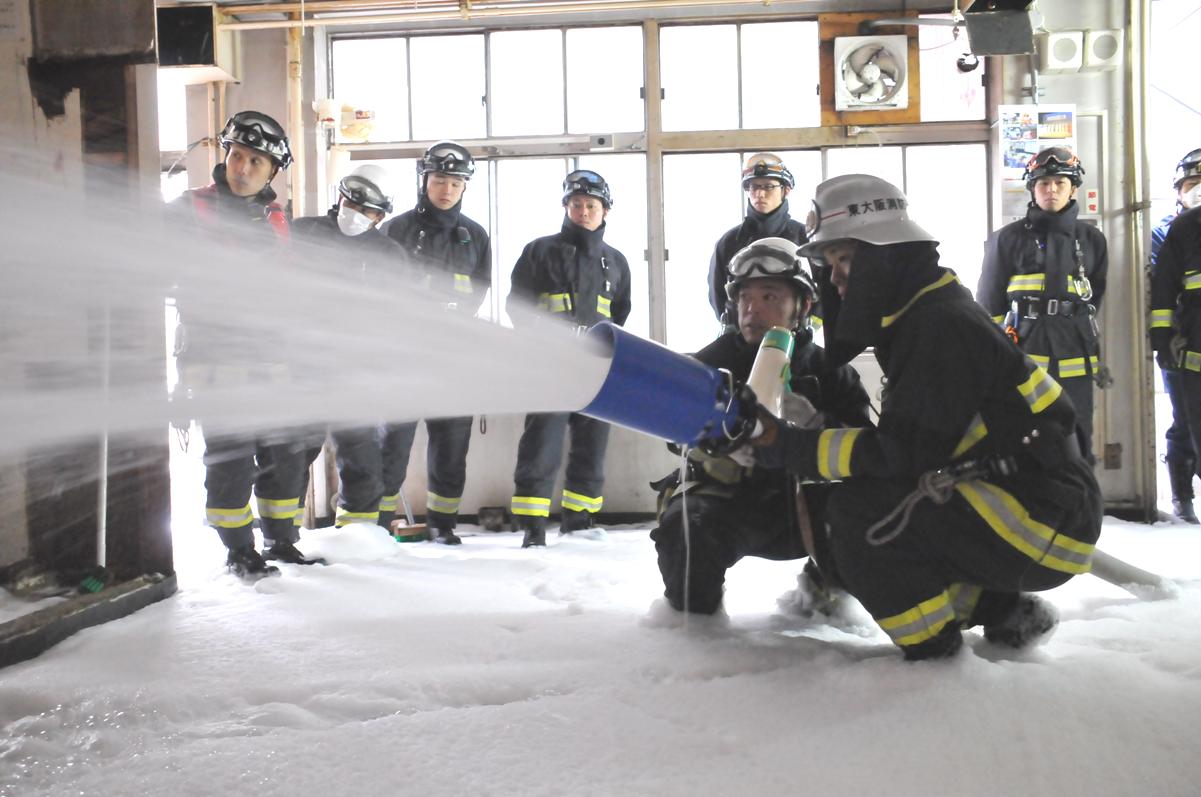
[956,53,980,73]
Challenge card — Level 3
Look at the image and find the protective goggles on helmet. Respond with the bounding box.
[728,241,802,279]
[741,153,795,190]
[562,169,613,208]
[1024,146,1084,186]
[420,141,475,179]
[725,239,816,301]
[1174,148,1201,190]
[219,112,292,169]
[338,174,392,214]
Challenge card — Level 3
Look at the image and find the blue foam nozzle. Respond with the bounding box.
[580,322,744,446]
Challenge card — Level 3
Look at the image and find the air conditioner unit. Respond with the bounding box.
[157,2,241,84]
[833,35,909,112]
[1082,29,1123,72]
[1037,31,1084,75]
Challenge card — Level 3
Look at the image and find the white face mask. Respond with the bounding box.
[1182,184,1201,211]
[337,203,374,236]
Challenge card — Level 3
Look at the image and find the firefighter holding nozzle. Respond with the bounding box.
[650,237,871,618]
[747,175,1102,661]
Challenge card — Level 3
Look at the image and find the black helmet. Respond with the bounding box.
[1173,148,1201,191]
[562,169,612,209]
[218,111,292,169]
[741,153,795,190]
[338,165,394,214]
[1023,146,1084,190]
[419,141,475,180]
[724,237,818,303]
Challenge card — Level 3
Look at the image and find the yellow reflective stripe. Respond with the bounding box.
[816,428,862,480]
[427,492,461,514]
[952,413,988,459]
[1028,354,1050,368]
[1017,365,1062,414]
[955,480,1094,574]
[597,295,612,318]
[453,273,473,293]
[257,496,300,520]
[1089,355,1098,368]
[538,292,572,313]
[379,493,399,513]
[948,583,983,623]
[1150,309,1174,329]
[1057,357,1089,378]
[206,504,253,529]
[1066,277,1080,296]
[878,591,956,647]
[991,314,1005,325]
[1007,273,1045,293]
[880,272,959,328]
[1186,352,1201,372]
[810,315,824,328]
[562,489,603,513]
[336,508,379,527]
[1185,271,1201,290]
[511,495,551,517]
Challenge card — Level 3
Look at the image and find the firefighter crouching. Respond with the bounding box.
[751,175,1102,661]
[650,237,871,616]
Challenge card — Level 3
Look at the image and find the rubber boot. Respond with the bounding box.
[1168,458,1200,524]
[520,517,547,548]
[983,593,1059,649]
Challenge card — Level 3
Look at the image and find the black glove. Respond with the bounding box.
[749,406,788,469]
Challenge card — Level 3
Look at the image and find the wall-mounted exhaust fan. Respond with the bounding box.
[833,35,909,111]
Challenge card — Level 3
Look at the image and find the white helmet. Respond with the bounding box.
[798,174,935,259]
[338,164,395,214]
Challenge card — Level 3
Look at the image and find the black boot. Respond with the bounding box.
[431,527,462,545]
[519,518,546,548]
[983,593,1059,648]
[1167,459,1200,524]
[226,546,280,580]
[263,540,327,566]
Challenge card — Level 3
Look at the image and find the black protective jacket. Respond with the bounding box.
[1150,206,1201,365]
[507,217,632,328]
[384,195,491,313]
[707,198,808,321]
[977,200,1108,379]
[781,242,1100,556]
[169,165,290,368]
[291,208,408,284]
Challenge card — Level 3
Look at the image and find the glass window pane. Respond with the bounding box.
[825,146,905,190]
[410,34,487,140]
[567,27,645,134]
[332,38,410,143]
[577,153,648,339]
[495,158,572,327]
[663,152,743,352]
[918,15,986,122]
[760,149,823,217]
[490,30,565,136]
[661,25,738,132]
[741,22,821,129]
[904,144,988,293]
